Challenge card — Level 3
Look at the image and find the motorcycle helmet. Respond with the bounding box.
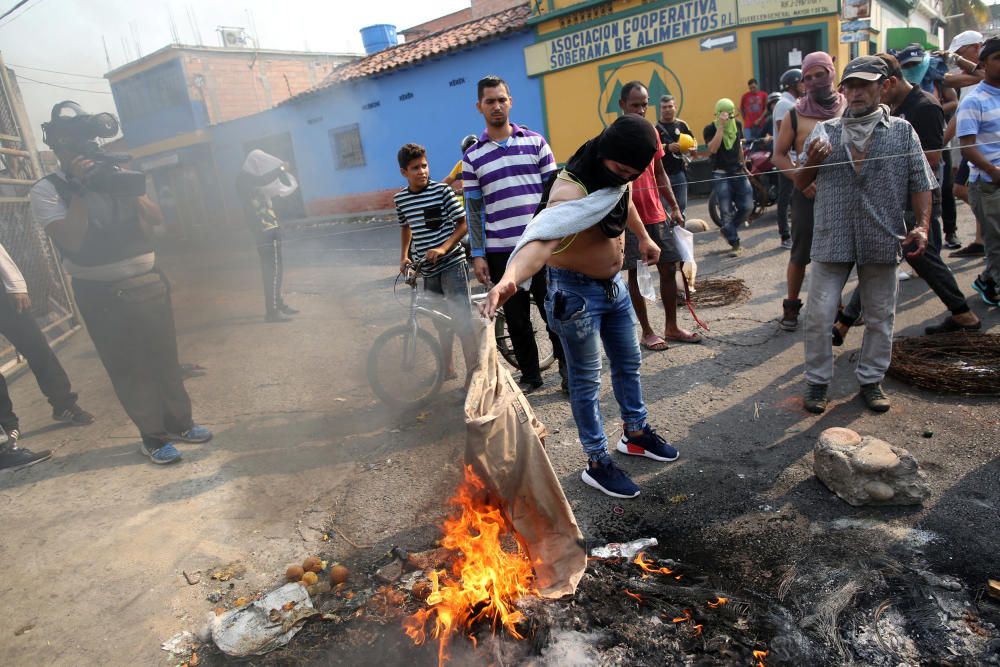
[767,92,781,106]
[779,68,802,91]
[460,134,478,153]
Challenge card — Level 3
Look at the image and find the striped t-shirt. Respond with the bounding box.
[394,180,465,277]
[462,123,557,255]
[955,81,1000,183]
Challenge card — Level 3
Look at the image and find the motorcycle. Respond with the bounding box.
[708,137,782,227]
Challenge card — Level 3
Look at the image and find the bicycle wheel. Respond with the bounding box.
[494,300,555,372]
[367,324,444,409]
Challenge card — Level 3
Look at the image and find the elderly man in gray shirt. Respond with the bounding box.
[794,56,935,414]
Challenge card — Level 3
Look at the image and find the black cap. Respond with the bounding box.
[840,56,889,84]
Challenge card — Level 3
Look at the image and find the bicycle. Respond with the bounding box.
[367,260,555,409]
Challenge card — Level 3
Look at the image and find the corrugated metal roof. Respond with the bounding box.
[283,3,530,104]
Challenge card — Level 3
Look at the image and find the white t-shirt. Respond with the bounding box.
[29,173,155,281]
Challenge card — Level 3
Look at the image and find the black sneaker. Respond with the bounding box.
[859,382,890,412]
[0,439,51,472]
[279,304,299,315]
[53,404,95,426]
[804,383,828,414]
[617,424,679,462]
[519,378,544,395]
[780,299,803,331]
[951,242,985,258]
[972,276,999,307]
[581,458,640,499]
[944,233,962,250]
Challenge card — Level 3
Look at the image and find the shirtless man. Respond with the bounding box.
[480,115,679,499]
[772,52,846,331]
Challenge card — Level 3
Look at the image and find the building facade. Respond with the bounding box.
[209,4,545,221]
[525,0,943,160]
[105,45,356,238]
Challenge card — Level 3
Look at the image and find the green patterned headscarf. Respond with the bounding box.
[715,98,738,150]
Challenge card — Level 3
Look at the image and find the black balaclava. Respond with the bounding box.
[557,115,659,237]
[565,114,660,192]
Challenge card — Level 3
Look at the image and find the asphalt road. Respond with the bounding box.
[0,199,996,665]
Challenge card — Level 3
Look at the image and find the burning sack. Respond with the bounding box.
[463,320,587,598]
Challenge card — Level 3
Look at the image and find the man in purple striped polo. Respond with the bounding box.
[463,74,566,393]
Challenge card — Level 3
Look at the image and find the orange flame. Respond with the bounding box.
[402,466,536,665]
[633,552,674,575]
[693,624,703,635]
[624,589,642,603]
[707,596,729,608]
[672,609,693,623]
[753,649,768,666]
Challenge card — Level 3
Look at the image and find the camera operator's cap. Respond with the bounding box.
[840,56,889,84]
[896,43,926,66]
[949,30,984,53]
[979,36,1000,63]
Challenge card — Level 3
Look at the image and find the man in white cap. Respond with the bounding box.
[795,56,935,415]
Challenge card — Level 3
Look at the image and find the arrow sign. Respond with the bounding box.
[841,19,871,32]
[700,33,736,52]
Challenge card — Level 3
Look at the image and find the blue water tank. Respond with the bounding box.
[360,24,398,55]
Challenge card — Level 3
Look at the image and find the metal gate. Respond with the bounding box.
[0,53,80,374]
[757,30,822,94]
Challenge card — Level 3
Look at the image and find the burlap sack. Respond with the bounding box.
[464,319,587,598]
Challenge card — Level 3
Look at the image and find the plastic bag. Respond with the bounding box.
[635,260,656,301]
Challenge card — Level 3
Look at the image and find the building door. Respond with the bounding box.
[757,30,822,93]
[242,132,307,220]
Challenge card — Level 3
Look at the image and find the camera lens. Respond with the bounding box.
[90,113,120,139]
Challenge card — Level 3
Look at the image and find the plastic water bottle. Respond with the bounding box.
[636,260,656,301]
[590,537,658,559]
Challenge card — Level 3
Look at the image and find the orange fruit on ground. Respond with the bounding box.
[285,565,304,582]
[302,556,322,573]
[329,564,349,584]
[301,571,318,586]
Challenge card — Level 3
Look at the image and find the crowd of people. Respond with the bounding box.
[3,39,994,499]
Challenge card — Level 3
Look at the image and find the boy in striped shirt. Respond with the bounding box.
[395,144,476,380]
[957,36,1000,306]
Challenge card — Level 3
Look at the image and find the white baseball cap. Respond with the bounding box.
[949,30,984,53]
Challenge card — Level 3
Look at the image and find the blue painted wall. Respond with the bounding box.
[210,29,544,215]
[111,59,204,148]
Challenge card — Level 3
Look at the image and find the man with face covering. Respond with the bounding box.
[795,56,935,414]
[772,51,847,331]
[480,115,680,500]
[704,98,753,256]
[237,150,300,323]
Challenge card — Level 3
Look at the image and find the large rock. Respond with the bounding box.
[813,427,930,506]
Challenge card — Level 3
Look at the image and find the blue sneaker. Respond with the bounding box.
[972,276,999,307]
[617,424,679,462]
[581,458,640,499]
[174,425,213,443]
[141,442,182,465]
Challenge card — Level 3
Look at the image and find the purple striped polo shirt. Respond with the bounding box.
[461,123,557,254]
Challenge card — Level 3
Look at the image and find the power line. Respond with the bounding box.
[0,0,30,22]
[0,0,47,27]
[15,74,112,94]
[7,63,105,80]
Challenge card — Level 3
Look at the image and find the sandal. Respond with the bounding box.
[664,330,703,344]
[640,334,669,351]
[831,325,845,347]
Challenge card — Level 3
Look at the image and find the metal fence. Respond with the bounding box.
[0,55,80,373]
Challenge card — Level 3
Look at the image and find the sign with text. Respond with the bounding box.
[700,32,736,51]
[524,0,737,76]
[842,0,872,20]
[840,30,871,43]
[840,18,871,32]
[737,0,838,26]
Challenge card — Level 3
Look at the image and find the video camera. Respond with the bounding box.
[41,101,146,197]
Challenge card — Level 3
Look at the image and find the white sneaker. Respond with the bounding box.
[898,270,911,281]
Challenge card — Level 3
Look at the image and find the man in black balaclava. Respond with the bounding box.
[479,115,682,501]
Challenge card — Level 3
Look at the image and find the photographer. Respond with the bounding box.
[28,101,212,465]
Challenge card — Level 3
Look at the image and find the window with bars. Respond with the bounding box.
[329,124,365,169]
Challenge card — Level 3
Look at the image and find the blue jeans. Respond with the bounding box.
[545,268,647,460]
[712,171,753,245]
[666,171,688,215]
